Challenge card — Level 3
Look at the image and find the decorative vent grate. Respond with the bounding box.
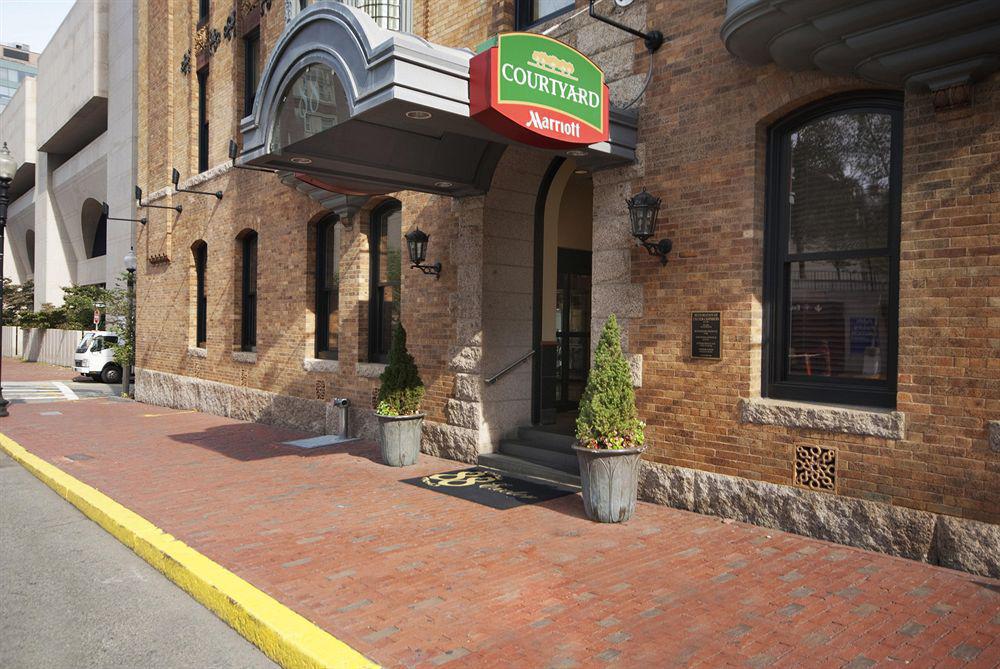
[240,369,249,387]
[794,445,836,492]
[371,388,379,410]
[315,380,326,400]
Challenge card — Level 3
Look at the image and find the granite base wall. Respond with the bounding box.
[639,460,1000,578]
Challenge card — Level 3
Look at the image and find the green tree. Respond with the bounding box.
[2,279,34,324]
[575,314,645,450]
[376,323,424,416]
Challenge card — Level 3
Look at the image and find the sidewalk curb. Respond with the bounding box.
[0,432,379,669]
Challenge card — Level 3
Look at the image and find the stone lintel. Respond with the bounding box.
[357,362,386,379]
[231,351,258,365]
[740,397,905,440]
[186,346,207,358]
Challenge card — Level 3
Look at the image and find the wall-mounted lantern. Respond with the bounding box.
[404,228,442,279]
[627,189,672,265]
[172,167,223,199]
[135,186,182,213]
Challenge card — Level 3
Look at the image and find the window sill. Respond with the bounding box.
[739,397,905,440]
[303,358,339,374]
[357,362,387,379]
[187,346,207,359]
[232,351,257,365]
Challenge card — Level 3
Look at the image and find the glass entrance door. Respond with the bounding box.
[554,249,591,412]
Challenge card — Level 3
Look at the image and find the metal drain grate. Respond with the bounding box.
[794,445,836,492]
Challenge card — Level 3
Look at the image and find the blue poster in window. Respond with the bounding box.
[850,317,877,354]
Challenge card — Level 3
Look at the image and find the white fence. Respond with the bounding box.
[1,327,85,367]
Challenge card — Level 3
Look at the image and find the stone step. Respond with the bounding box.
[499,440,579,471]
[477,453,581,489]
[516,426,577,452]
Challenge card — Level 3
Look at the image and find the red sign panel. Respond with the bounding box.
[470,33,610,149]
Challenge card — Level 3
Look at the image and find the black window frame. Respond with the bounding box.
[240,231,258,352]
[515,0,575,30]
[199,0,210,23]
[194,241,208,348]
[367,201,401,364]
[197,66,209,173]
[315,214,340,360]
[242,28,260,118]
[762,91,903,409]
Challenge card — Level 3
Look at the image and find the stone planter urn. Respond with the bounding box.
[573,445,645,523]
[376,413,425,467]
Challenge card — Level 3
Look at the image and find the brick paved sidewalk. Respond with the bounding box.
[3,357,77,382]
[3,399,999,668]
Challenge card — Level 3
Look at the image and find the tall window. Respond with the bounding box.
[197,66,209,173]
[240,231,258,352]
[193,241,208,348]
[315,215,341,360]
[199,0,209,22]
[243,28,259,118]
[764,92,902,408]
[515,0,573,29]
[368,202,401,363]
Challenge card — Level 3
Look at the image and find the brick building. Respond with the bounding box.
[133,0,1000,575]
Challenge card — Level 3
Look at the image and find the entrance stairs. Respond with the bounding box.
[478,426,580,488]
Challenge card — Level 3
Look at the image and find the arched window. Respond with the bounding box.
[237,230,258,352]
[81,198,106,259]
[192,241,208,348]
[763,92,902,408]
[368,201,401,363]
[315,214,341,360]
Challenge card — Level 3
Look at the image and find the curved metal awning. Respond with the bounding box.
[239,2,637,199]
[721,0,1000,91]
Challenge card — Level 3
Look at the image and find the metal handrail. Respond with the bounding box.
[485,349,535,385]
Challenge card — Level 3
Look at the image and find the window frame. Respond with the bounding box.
[199,0,210,23]
[194,242,208,348]
[367,201,402,364]
[240,231,258,352]
[243,28,260,119]
[762,91,903,409]
[197,66,209,173]
[315,214,341,360]
[515,0,575,30]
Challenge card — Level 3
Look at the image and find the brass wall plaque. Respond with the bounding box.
[691,311,721,359]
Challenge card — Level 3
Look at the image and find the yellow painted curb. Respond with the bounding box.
[0,432,379,669]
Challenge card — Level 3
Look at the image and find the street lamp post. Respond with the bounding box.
[123,249,137,397]
[0,142,20,418]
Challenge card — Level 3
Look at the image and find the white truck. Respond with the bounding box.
[73,331,124,384]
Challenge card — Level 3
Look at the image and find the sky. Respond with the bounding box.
[0,0,75,54]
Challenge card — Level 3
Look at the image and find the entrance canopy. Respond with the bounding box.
[239,3,637,198]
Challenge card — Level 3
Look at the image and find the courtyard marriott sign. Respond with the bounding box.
[470,33,610,149]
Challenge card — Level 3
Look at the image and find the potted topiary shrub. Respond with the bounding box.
[375,323,425,467]
[574,314,646,523]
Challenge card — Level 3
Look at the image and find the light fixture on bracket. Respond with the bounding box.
[135,186,182,213]
[627,188,672,265]
[228,139,277,174]
[172,167,223,199]
[589,0,663,53]
[588,0,666,109]
[404,228,442,279]
[99,202,147,228]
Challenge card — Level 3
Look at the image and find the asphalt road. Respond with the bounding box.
[0,452,277,669]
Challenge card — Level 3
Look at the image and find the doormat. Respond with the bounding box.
[402,468,574,510]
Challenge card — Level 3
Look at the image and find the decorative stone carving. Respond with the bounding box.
[223,9,237,40]
[794,444,836,492]
[240,0,258,16]
[208,28,222,54]
[194,25,208,55]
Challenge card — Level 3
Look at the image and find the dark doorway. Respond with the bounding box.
[555,248,592,413]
